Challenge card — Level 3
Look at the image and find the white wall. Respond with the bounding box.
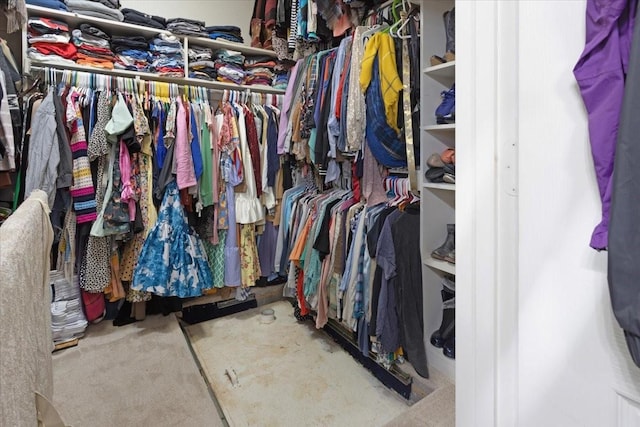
[119,0,254,46]
[517,1,640,425]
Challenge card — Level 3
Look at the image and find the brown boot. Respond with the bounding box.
[251,18,263,48]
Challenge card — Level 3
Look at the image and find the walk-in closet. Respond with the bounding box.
[4,0,640,426]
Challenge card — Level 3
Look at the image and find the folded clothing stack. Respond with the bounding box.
[26,0,68,10]
[121,8,167,30]
[244,55,275,87]
[27,17,77,66]
[205,25,243,44]
[214,49,245,85]
[273,60,294,90]
[273,72,288,90]
[50,271,88,345]
[72,23,114,69]
[167,17,207,37]
[64,0,124,22]
[148,33,183,76]
[188,45,216,80]
[112,35,150,72]
[189,45,213,62]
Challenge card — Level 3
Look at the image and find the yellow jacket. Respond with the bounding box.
[359,32,403,133]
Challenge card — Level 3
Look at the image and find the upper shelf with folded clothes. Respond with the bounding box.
[25,4,278,58]
[26,4,172,37]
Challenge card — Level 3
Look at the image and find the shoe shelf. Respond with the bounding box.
[422,124,456,132]
[423,61,456,86]
[423,256,456,276]
[423,182,455,191]
[420,0,457,380]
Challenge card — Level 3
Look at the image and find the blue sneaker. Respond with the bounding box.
[435,84,455,124]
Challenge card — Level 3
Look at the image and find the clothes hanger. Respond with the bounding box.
[361,23,389,45]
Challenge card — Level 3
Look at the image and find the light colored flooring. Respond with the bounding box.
[52,298,454,427]
[52,314,223,427]
[185,300,409,426]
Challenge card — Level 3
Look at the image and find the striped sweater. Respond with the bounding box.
[66,91,97,224]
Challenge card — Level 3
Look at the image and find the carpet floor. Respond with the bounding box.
[184,300,410,427]
[52,314,222,427]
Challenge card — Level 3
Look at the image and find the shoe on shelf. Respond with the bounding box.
[435,84,455,125]
[443,173,455,184]
[430,284,455,348]
[429,8,456,66]
[444,8,455,61]
[430,55,446,66]
[431,224,455,261]
[427,153,445,168]
[443,335,456,359]
[425,167,445,183]
[441,148,455,164]
[444,249,456,264]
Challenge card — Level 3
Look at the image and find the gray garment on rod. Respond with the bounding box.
[608,0,640,368]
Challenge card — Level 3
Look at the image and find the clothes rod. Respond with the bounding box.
[27,64,286,95]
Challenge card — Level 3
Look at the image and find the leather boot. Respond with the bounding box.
[250,18,263,48]
[430,284,455,348]
[443,335,455,359]
[444,7,455,61]
[432,224,455,261]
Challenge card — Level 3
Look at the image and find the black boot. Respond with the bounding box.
[443,335,455,359]
[432,224,455,261]
[430,276,455,347]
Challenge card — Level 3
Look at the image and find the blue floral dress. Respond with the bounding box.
[131,180,213,297]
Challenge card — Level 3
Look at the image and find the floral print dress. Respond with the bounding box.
[131,180,213,297]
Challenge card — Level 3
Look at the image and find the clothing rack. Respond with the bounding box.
[28,65,284,106]
[26,60,286,95]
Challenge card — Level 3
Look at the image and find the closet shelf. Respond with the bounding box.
[423,182,455,191]
[422,61,455,86]
[421,124,456,132]
[26,5,279,59]
[26,59,286,94]
[423,257,456,276]
[185,36,278,58]
[25,5,172,37]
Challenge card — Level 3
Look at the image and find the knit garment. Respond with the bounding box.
[66,90,97,223]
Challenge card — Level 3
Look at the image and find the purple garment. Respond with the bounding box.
[277,61,301,154]
[258,221,279,276]
[574,0,638,250]
[224,159,242,287]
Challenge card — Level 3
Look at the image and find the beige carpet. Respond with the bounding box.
[383,383,455,427]
[52,314,222,427]
[185,301,410,427]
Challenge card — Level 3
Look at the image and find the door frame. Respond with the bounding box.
[456,1,520,425]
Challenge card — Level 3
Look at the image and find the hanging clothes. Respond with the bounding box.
[608,0,640,369]
[573,0,638,250]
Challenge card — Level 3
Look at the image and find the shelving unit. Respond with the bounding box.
[419,0,456,382]
[423,182,455,191]
[23,4,284,94]
[423,257,456,276]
